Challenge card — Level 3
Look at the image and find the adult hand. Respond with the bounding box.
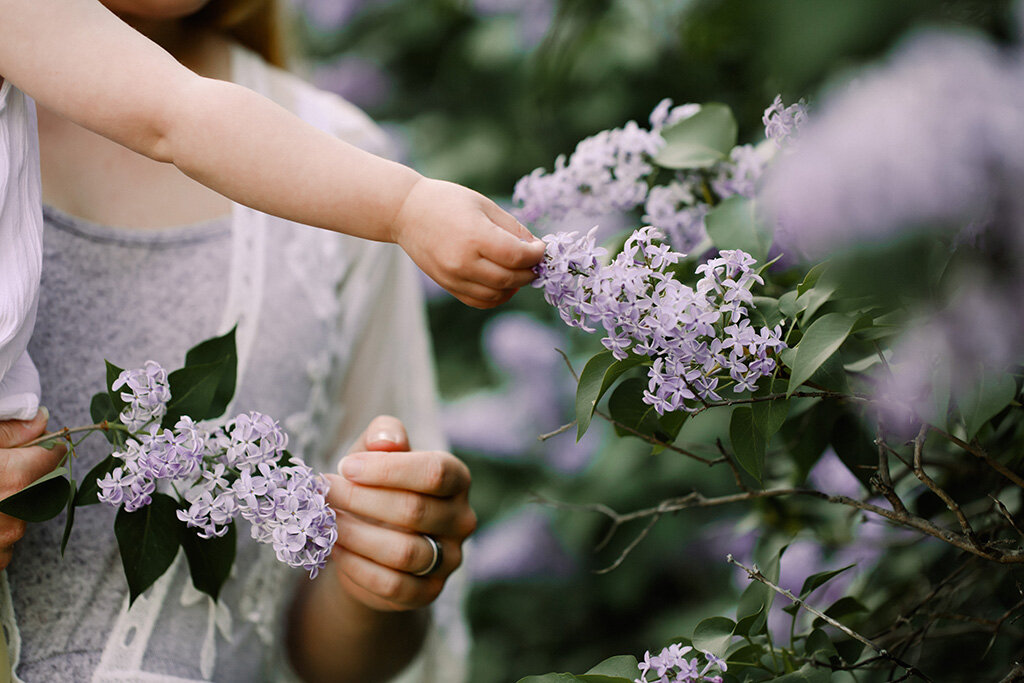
[323,415,476,612]
[0,408,67,570]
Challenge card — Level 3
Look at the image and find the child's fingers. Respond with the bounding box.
[468,259,537,291]
[477,223,547,270]
[480,202,536,243]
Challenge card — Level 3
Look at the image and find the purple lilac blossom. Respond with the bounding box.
[534,227,784,414]
[513,101,699,226]
[112,360,171,432]
[764,29,1024,416]
[762,95,808,148]
[635,644,727,683]
[98,362,336,578]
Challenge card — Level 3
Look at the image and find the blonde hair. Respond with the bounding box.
[187,0,291,69]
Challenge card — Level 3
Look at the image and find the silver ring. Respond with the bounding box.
[412,534,443,577]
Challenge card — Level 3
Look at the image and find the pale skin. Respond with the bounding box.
[0,0,508,679]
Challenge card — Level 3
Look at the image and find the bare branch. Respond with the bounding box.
[727,555,932,681]
[538,421,576,441]
[911,425,983,549]
[930,425,1024,491]
[593,408,720,465]
[716,438,751,493]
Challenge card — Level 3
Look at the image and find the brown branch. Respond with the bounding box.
[593,408,720,465]
[727,555,932,681]
[991,496,1024,539]
[688,389,869,416]
[716,438,751,493]
[999,662,1024,683]
[929,425,1024,491]
[910,425,983,549]
[535,486,1024,565]
[538,421,576,441]
[21,421,125,449]
[873,422,907,514]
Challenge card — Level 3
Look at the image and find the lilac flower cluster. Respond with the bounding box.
[762,95,808,147]
[97,364,337,578]
[112,361,171,431]
[514,96,783,253]
[534,227,784,414]
[636,644,727,683]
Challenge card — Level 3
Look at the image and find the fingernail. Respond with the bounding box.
[340,455,365,479]
[37,406,49,422]
[370,429,400,445]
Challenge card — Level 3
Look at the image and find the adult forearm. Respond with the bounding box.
[286,566,429,683]
[165,77,422,243]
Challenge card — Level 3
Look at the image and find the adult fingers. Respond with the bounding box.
[338,450,471,497]
[325,473,477,539]
[346,415,409,455]
[335,512,462,576]
[331,548,443,612]
[0,442,68,497]
[0,408,51,449]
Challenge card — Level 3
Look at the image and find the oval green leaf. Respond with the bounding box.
[115,492,183,605]
[786,313,856,395]
[729,408,765,482]
[692,616,735,657]
[653,103,737,169]
[705,195,770,263]
[0,466,71,522]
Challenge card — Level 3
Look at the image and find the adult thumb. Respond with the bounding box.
[348,414,409,454]
[0,407,51,449]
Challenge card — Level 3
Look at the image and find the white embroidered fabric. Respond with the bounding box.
[3,47,468,682]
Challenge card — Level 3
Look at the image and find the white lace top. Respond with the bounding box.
[2,48,468,683]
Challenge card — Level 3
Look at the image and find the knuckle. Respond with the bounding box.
[376,572,405,601]
[0,519,26,548]
[459,509,478,538]
[396,536,420,569]
[402,494,428,527]
[424,458,450,494]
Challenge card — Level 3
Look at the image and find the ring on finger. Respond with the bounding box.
[412,534,443,577]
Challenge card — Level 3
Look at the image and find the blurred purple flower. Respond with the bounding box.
[808,449,863,499]
[313,56,393,109]
[764,31,1024,260]
[468,507,577,582]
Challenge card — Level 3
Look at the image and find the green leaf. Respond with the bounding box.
[692,616,735,657]
[115,493,183,605]
[778,290,803,319]
[730,408,765,482]
[786,313,856,395]
[180,521,237,602]
[183,327,238,420]
[105,360,127,415]
[653,103,738,169]
[797,282,837,325]
[804,629,838,659]
[584,655,638,678]
[799,564,856,599]
[75,454,121,507]
[735,580,770,636]
[751,387,789,441]
[90,391,128,447]
[162,361,228,428]
[0,467,71,522]
[705,195,770,262]
[812,596,868,629]
[608,378,663,440]
[958,371,1017,440]
[60,479,77,556]
[769,664,831,683]
[830,414,874,491]
[575,351,646,440]
[751,296,784,329]
[797,262,830,296]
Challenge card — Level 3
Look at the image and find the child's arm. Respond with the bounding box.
[0,0,544,308]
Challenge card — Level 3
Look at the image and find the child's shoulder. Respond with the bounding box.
[233,45,395,159]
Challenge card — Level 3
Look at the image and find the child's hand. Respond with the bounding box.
[390,178,546,309]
